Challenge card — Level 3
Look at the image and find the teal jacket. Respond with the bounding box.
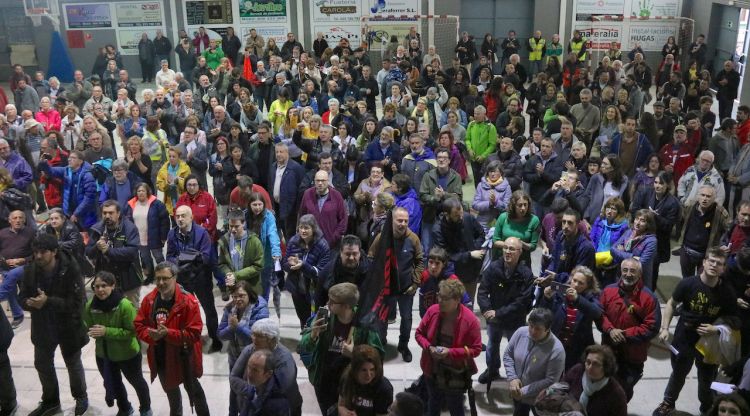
[298,312,384,386]
[83,297,141,362]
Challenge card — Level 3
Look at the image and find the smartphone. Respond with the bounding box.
[550,281,570,292]
[316,306,329,322]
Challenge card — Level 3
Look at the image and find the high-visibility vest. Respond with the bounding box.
[570,38,587,62]
[529,37,546,61]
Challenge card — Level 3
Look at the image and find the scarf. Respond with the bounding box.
[229,232,249,271]
[580,373,609,410]
[232,301,257,333]
[90,290,124,313]
[486,176,503,187]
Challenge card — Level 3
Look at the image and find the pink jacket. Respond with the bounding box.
[415,303,482,377]
[35,109,61,132]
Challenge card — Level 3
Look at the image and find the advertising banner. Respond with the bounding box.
[626,22,679,51]
[65,3,112,29]
[367,0,419,16]
[574,22,624,50]
[115,2,163,27]
[118,29,161,55]
[240,26,288,47]
[185,0,233,26]
[630,0,680,18]
[313,0,361,23]
[313,24,362,48]
[574,0,626,20]
[239,0,288,23]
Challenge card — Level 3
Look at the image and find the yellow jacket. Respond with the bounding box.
[268,99,293,135]
[156,160,191,215]
[529,37,546,61]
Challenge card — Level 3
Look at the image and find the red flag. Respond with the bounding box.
[356,211,399,331]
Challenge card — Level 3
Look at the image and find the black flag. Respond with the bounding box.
[355,210,399,331]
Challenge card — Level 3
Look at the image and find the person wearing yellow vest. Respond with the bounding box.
[528,30,547,75]
[546,33,564,67]
[569,30,588,67]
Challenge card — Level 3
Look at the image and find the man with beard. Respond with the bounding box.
[541,209,595,285]
[610,115,654,177]
[654,248,737,416]
[368,208,423,360]
[318,235,370,307]
[495,98,525,138]
[721,200,750,255]
[166,205,222,352]
[432,197,485,306]
[658,72,686,107]
[20,234,89,416]
[677,185,729,277]
[85,200,143,305]
[599,258,661,402]
[653,101,675,149]
[523,137,563,217]
[569,89,600,146]
[485,136,523,191]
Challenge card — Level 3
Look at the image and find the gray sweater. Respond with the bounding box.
[503,325,566,404]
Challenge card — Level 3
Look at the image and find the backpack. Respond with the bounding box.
[0,188,34,211]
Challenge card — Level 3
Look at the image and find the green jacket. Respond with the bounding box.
[419,168,463,222]
[218,232,265,296]
[298,313,384,386]
[465,120,497,161]
[83,297,141,362]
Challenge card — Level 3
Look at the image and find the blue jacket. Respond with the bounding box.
[98,171,140,206]
[589,216,629,252]
[364,140,401,179]
[234,371,291,416]
[122,196,170,249]
[394,188,422,234]
[282,233,331,301]
[6,151,32,190]
[40,160,98,229]
[550,232,595,283]
[268,159,305,221]
[611,229,658,288]
[537,290,602,369]
[218,296,269,359]
[166,223,213,265]
[610,132,654,173]
[256,209,282,266]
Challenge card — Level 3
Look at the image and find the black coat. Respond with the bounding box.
[433,212,485,282]
[19,249,88,349]
[0,304,12,351]
[630,186,680,263]
[477,258,535,330]
[523,154,564,203]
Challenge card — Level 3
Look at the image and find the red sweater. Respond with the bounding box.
[739,119,750,146]
[414,303,482,377]
[229,185,273,213]
[176,190,218,241]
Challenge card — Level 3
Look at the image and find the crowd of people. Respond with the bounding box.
[0,22,748,416]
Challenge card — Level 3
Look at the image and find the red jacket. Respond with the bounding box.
[176,190,218,241]
[229,185,273,213]
[415,303,482,377]
[41,148,68,208]
[134,285,204,390]
[659,142,694,185]
[599,279,661,364]
[484,94,501,122]
[739,119,750,146]
[35,108,61,132]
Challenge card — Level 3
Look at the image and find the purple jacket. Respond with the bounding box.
[589,216,629,252]
[611,229,657,288]
[472,176,512,229]
[298,186,347,248]
[5,151,32,190]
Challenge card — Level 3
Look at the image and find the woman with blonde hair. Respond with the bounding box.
[156,146,190,216]
[124,136,153,189]
[538,265,602,370]
[78,114,113,151]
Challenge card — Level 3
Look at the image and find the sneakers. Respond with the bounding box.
[116,406,134,416]
[652,401,675,416]
[28,401,61,416]
[221,287,229,302]
[10,316,23,330]
[209,338,223,353]
[478,369,501,384]
[398,345,412,362]
[74,398,88,415]
[0,401,18,416]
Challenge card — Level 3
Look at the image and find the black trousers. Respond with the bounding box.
[157,369,209,416]
[34,341,87,404]
[0,348,15,408]
[96,354,151,412]
[181,274,219,341]
[663,345,717,413]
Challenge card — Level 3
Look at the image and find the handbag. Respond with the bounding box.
[434,346,474,394]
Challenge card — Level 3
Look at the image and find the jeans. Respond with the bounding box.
[426,376,465,416]
[385,294,415,346]
[253,92,266,113]
[486,324,516,373]
[96,354,150,412]
[210,241,226,290]
[614,357,644,402]
[139,246,165,279]
[34,341,87,403]
[679,249,703,277]
[529,60,544,75]
[663,346,717,412]
[0,267,24,319]
[0,348,15,408]
[158,369,209,416]
[420,221,434,258]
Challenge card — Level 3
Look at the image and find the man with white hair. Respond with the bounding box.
[677,150,725,207]
[231,318,303,416]
[465,105,497,187]
[83,85,113,116]
[677,185,729,277]
[0,138,32,190]
[207,105,232,143]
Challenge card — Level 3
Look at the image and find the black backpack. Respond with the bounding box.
[1,188,34,211]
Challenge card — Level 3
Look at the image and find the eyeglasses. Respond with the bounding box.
[153,276,174,283]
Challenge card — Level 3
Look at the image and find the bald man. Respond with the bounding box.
[298,169,348,248]
[165,204,222,352]
[477,236,536,385]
